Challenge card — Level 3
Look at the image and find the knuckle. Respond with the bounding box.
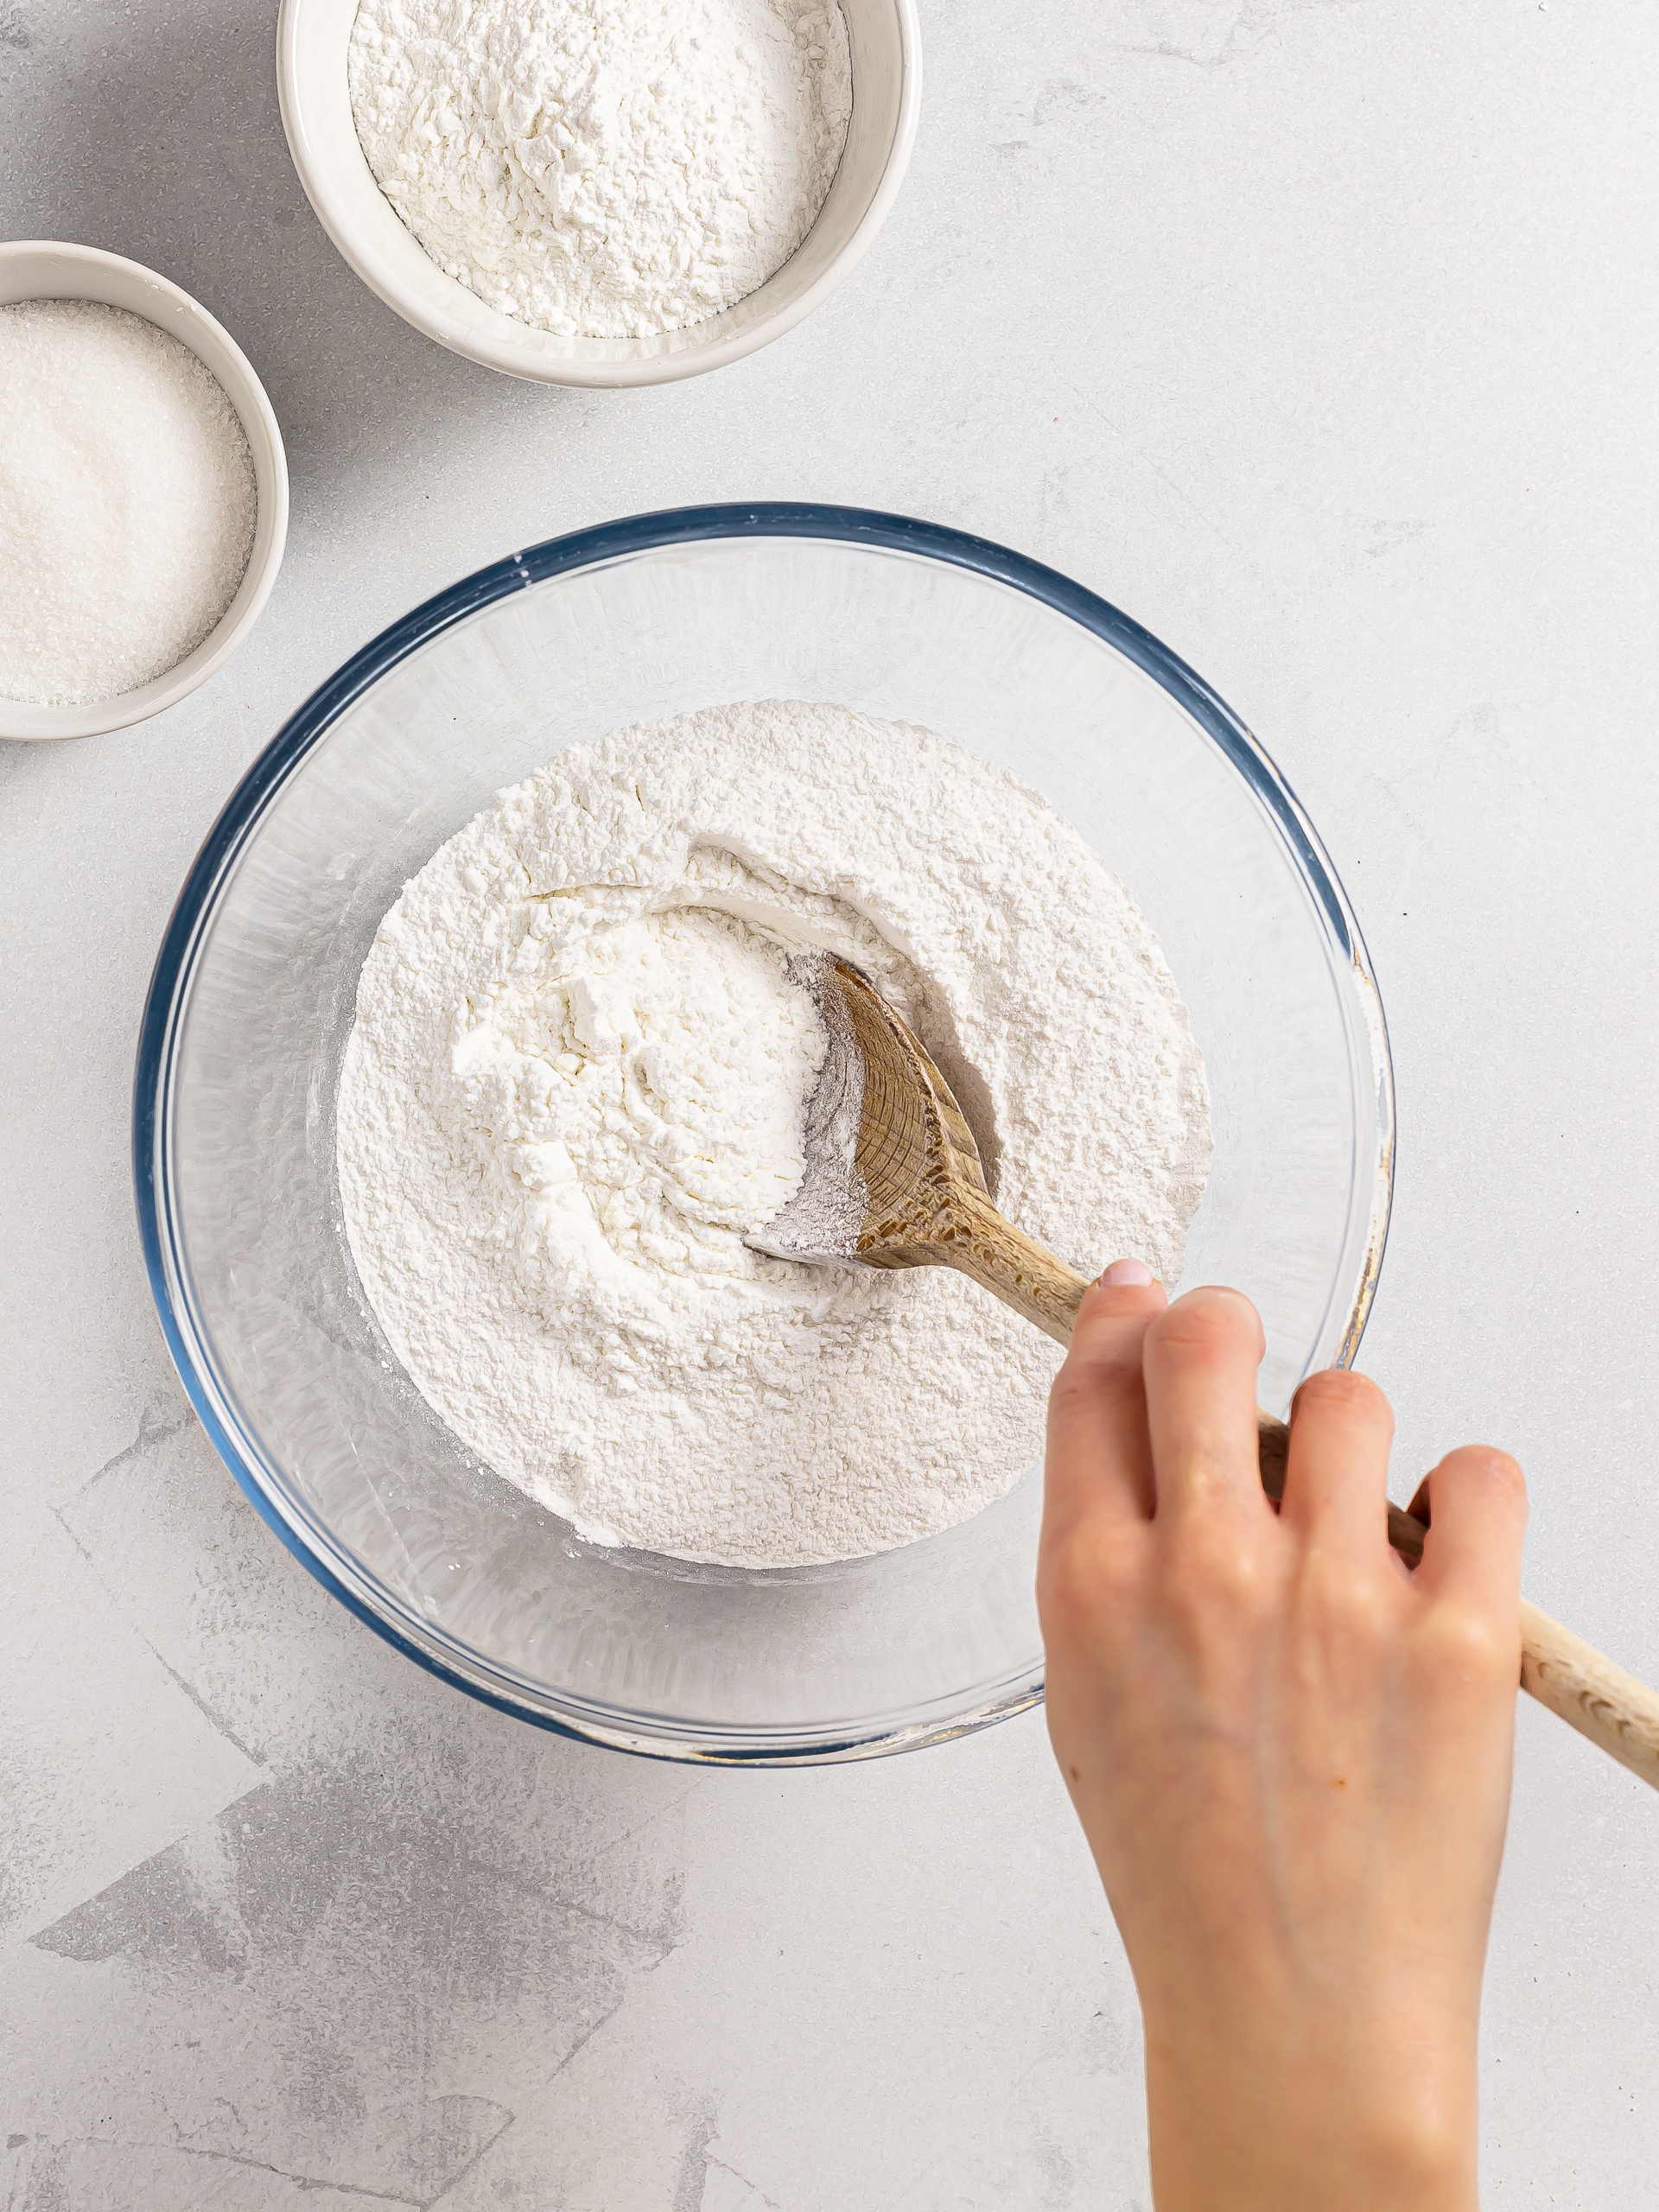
[1293,1368,1394,1430]
[1038,1522,1142,1630]
[1148,1295,1255,1366]
[1442,1444,1529,1511]
[1163,1521,1274,1620]
[1300,1558,1395,1645]
[1418,1602,1520,1685]
[1047,1355,1135,1418]
[1075,1280,1162,1327]
[1047,1371,1095,1421]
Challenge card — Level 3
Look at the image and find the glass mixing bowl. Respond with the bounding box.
[135,506,1393,1764]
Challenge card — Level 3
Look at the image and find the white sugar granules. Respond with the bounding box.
[346,0,853,339]
[337,701,1212,1568]
[0,301,257,709]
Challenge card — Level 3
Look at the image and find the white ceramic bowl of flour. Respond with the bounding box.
[276,0,920,386]
[0,242,289,743]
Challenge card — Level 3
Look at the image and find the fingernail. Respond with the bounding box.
[1098,1258,1155,1287]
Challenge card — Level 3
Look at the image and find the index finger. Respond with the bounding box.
[1041,1268,1167,1553]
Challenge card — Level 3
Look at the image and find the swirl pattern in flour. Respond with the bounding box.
[336,700,1212,1567]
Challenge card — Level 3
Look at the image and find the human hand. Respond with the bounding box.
[1039,1269,1527,2212]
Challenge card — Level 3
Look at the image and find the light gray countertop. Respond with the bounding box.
[3,2,1656,2204]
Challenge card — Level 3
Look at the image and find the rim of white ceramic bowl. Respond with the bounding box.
[276,0,922,389]
[0,241,289,743]
[134,503,1395,1765]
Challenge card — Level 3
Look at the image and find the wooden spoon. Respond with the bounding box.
[749,955,1659,1793]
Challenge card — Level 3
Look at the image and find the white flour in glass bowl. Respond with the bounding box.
[336,701,1211,1567]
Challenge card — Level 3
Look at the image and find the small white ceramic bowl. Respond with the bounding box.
[0,242,289,744]
[276,0,921,388]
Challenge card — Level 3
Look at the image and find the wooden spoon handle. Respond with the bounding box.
[943,1225,1659,1795]
[934,1186,1095,1345]
[1516,1601,1659,1788]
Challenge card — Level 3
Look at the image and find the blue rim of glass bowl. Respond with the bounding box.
[134,502,1395,1767]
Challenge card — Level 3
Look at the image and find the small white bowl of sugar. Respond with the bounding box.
[278,0,920,387]
[0,242,289,743]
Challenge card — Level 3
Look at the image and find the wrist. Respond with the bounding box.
[1144,2024,1479,2212]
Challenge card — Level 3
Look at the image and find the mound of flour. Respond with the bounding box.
[337,702,1211,1567]
[347,0,853,339]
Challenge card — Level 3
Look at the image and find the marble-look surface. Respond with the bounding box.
[3,1,1657,2204]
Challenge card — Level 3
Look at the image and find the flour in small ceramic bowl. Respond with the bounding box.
[0,301,256,708]
[346,0,853,339]
[336,700,1211,1567]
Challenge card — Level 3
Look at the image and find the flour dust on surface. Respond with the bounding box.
[336,700,1212,1568]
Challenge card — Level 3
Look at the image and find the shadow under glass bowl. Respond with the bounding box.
[135,505,1394,1765]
